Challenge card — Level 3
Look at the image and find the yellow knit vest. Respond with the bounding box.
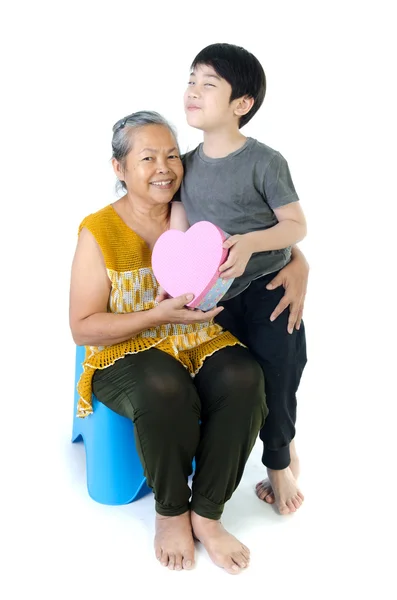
[76,204,241,417]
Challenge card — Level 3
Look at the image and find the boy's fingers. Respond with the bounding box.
[288,306,299,334]
[220,270,234,280]
[270,296,290,321]
[222,235,238,249]
[295,308,303,330]
[219,257,234,273]
[266,274,284,290]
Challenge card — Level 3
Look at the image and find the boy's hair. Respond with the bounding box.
[191,43,266,128]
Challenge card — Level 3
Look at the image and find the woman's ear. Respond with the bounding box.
[112,157,124,182]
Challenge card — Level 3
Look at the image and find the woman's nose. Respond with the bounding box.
[157,162,170,173]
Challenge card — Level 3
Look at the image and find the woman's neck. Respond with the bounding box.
[114,195,170,249]
[119,194,170,226]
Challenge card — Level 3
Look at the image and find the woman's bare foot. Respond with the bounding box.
[255,441,304,514]
[154,511,195,571]
[191,511,250,575]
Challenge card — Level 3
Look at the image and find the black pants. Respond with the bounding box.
[216,271,307,470]
[92,346,267,520]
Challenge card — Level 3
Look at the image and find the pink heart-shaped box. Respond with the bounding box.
[152,221,234,310]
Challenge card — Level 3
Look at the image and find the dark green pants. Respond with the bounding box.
[92,346,267,520]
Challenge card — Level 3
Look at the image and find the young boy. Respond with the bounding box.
[171,43,308,515]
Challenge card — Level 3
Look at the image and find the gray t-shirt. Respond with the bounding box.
[179,137,300,300]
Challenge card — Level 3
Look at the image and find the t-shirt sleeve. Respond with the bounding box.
[263,152,299,209]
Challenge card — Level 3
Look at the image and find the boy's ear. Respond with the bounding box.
[233,95,255,117]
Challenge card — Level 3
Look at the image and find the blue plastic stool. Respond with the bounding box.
[71,345,152,505]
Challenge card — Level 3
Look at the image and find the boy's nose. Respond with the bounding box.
[188,88,199,99]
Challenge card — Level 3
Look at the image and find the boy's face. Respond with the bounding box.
[184,64,239,132]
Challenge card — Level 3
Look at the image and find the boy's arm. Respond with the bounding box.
[221,206,306,279]
[221,152,307,279]
[170,201,190,232]
[221,201,307,276]
[245,201,307,253]
[248,150,307,251]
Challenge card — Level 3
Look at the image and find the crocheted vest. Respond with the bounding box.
[76,204,239,417]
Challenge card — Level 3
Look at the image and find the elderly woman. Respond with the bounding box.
[69,111,308,574]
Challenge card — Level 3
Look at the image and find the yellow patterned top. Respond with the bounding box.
[76,204,241,417]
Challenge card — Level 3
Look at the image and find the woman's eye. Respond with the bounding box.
[142,157,153,161]
[168,155,180,159]
[187,81,195,86]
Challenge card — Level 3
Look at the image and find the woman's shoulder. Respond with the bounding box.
[78,204,115,235]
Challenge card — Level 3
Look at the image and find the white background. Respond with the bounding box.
[1,1,396,598]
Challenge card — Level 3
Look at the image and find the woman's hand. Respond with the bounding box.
[268,248,309,334]
[155,286,169,303]
[153,294,223,325]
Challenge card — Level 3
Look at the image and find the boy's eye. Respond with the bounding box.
[204,83,215,87]
[188,81,195,86]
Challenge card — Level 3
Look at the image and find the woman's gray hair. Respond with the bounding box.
[111,111,179,193]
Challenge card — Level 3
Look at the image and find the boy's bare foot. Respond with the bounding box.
[191,511,250,575]
[154,512,195,571]
[255,441,304,514]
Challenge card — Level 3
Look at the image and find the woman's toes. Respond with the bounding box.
[161,552,169,567]
[183,556,194,570]
[232,552,248,568]
[224,559,240,575]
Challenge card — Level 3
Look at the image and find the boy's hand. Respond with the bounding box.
[219,234,253,279]
[268,253,309,333]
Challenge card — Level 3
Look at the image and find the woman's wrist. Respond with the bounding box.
[148,304,164,328]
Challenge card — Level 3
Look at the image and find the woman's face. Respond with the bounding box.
[114,124,183,205]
